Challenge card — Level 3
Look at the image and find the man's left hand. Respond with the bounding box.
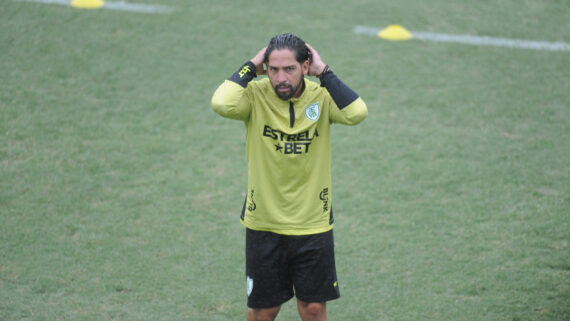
[306,43,327,77]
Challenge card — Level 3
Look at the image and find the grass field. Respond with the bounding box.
[1,0,569,320]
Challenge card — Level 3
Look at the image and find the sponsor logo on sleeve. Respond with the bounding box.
[239,65,252,78]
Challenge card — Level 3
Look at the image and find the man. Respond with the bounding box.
[211,33,367,321]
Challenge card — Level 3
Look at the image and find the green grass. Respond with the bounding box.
[1,0,568,320]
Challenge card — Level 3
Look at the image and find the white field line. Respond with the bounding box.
[19,0,174,13]
[103,1,173,13]
[354,26,570,52]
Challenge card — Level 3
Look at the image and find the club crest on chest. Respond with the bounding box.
[305,103,320,122]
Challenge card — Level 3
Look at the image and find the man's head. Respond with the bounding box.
[264,33,310,100]
[264,33,310,64]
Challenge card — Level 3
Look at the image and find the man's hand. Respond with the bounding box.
[250,48,267,76]
[306,43,327,77]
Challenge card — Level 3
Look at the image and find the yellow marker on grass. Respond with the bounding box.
[71,0,105,9]
[378,25,412,41]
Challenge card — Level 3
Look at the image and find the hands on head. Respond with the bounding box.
[250,44,327,77]
[305,43,327,77]
[250,47,267,75]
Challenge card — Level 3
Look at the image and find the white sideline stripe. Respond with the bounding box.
[353,26,570,52]
[103,1,173,13]
[353,26,382,36]
[19,0,174,13]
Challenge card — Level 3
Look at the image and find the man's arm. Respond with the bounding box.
[211,49,266,121]
[306,44,368,125]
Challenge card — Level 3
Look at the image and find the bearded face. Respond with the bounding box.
[266,49,309,100]
[272,73,304,100]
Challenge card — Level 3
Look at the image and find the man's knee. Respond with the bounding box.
[247,306,281,321]
[297,300,326,320]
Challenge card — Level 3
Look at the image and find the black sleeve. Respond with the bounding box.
[318,69,359,110]
[228,61,257,88]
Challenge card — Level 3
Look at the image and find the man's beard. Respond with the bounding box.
[272,77,304,100]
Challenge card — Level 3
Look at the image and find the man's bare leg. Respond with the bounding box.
[297,300,327,321]
[247,306,281,321]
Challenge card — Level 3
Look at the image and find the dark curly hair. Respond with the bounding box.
[263,33,310,64]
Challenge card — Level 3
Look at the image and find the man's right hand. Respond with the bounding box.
[250,48,267,75]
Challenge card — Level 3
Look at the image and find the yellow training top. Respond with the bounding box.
[211,62,367,235]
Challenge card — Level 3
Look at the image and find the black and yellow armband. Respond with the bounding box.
[228,61,257,88]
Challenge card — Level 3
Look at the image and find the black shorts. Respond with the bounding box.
[245,228,340,309]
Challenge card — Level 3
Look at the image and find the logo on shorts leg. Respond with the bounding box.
[246,276,254,296]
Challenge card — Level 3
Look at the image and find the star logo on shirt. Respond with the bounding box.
[275,144,283,152]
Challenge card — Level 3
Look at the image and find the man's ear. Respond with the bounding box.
[302,60,310,75]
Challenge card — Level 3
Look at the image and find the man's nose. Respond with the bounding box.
[276,70,288,82]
